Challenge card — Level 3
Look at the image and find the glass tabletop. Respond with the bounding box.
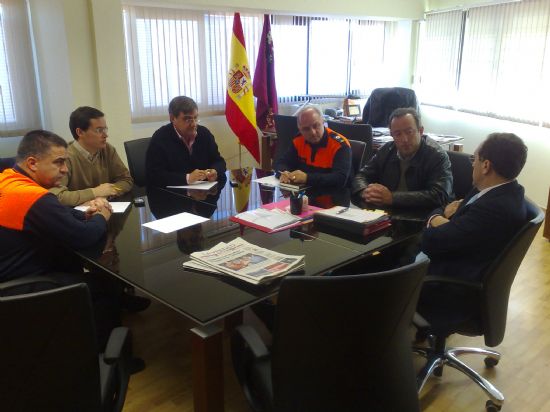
[77,170,427,325]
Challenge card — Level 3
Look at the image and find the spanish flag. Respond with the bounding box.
[226,12,260,163]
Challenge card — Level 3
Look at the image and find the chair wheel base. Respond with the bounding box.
[484,357,499,368]
[486,400,502,411]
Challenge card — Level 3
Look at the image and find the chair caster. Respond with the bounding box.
[484,357,499,368]
[486,400,502,411]
[434,366,443,377]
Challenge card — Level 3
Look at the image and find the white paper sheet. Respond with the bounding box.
[74,201,131,214]
[252,175,280,187]
[142,212,209,234]
[166,181,218,190]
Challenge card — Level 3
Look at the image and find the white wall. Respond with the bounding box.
[421,105,550,207]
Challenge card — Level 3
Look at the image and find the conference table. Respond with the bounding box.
[77,169,428,412]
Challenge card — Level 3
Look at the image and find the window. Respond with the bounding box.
[123,6,263,120]
[123,4,402,121]
[0,0,40,136]
[416,0,550,127]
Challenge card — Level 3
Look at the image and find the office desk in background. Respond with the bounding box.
[77,170,426,412]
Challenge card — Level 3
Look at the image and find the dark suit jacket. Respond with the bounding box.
[421,180,527,281]
[146,123,226,187]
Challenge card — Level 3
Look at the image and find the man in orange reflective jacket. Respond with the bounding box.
[275,106,352,188]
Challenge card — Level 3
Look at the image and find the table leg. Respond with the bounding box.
[191,324,224,412]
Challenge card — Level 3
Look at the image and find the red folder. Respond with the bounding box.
[230,199,322,233]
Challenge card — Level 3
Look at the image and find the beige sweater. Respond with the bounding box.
[51,141,133,206]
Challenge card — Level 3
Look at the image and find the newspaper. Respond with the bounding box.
[185,238,305,284]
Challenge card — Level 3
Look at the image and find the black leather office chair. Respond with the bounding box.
[124,137,151,187]
[414,199,544,412]
[0,283,130,412]
[273,114,299,164]
[327,120,374,161]
[362,87,419,127]
[232,258,429,412]
[0,156,15,172]
[447,150,473,199]
[349,139,367,176]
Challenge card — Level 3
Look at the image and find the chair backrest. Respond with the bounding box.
[0,283,102,411]
[446,150,473,199]
[349,139,367,176]
[124,137,151,187]
[273,114,299,163]
[362,87,418,127]
[327,120,374,161]
[0,156,15,172]
[270,258,429,412]
[481,198,544,346]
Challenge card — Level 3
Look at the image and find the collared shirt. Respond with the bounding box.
[72,140,99,164]
[469,180,513,204]
[174,125,196,154]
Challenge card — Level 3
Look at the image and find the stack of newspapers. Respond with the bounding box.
[182,238,305,285]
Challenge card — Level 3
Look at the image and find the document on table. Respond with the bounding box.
[74,201,131,214]
[252,175,280,187]
[166,181,218,190]
[142,212,209,234]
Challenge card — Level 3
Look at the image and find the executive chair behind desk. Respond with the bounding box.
[0,283,131,412]
[414,199,545,412]
[0,156,15,172]
[232,258,429,412]
[447,150,474,199]
[273,114,299,163]
[124,137,151,188]
[349,139,367,176]
[327,120,374,162]
[362,87,418,127]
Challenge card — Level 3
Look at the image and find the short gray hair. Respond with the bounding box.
[296,105,323,126]
[16,130,67,162]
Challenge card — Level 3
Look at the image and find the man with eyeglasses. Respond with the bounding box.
[146,96,226,187]
[352,107,452,209]
[417,133,527,317]
[274,105,352,188]
[50,106,133,206]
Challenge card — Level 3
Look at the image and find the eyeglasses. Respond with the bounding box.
[182,116,200,124]
[390,128,418,139]
[93,127,108,135]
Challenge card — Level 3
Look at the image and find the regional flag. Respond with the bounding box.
[226,12,260,163]
[253,14,278,131]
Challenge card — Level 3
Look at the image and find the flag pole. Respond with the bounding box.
[239,142,242,169]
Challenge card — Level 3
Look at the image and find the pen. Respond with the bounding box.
[112,185,122,192]
[336,207,349,215]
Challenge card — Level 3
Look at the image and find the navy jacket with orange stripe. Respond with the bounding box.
[0,166,107,281]
[274,128,352,188]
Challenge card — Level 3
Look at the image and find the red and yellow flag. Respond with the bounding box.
[225,13,260,163]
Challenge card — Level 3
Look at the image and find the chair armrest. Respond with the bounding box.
[103,326,130,364]
[422,275,483,291]
[0,275,61,293]
[234,325,270,360]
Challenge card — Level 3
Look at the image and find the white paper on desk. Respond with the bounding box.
[166,181,217,190]
[142,212,209,234]
[252,175,279,187]
[74,201,131,214]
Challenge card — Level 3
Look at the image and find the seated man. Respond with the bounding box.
[50,106,133,206]
[0,130,111,284]
[274,106,351,188]
[421,132,528,281]
[352,107,452,208]
[146,96,226,187]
